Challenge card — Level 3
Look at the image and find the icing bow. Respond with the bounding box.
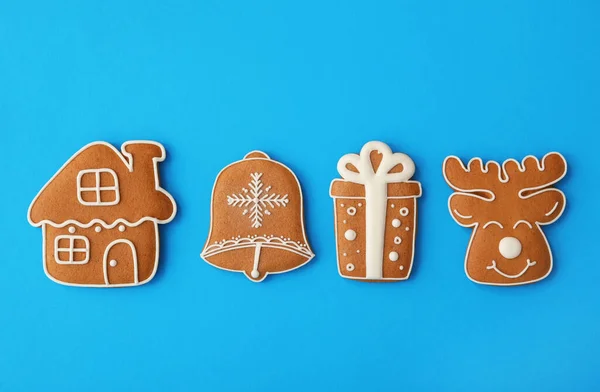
[337,141,415,184]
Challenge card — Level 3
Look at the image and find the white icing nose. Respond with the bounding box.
[499,237,522,259]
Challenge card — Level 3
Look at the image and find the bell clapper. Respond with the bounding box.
[251,243,262,279]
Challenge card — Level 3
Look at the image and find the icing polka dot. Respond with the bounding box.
[389,252,399,262]
[343,253,347,257]
[391,204,395,208]
[119,225,126,232]
[68,226,75,234]
[344,229,357,241]
[392,219,401,228]
[405,227,410,231]
[394,236,402,244]
[251,270,260,278]
[343,220,347,224]
[347,207,356,216]
[358,203,363,207]
[400,207,409,216]
[340,203,345,207]
[400,265,405,271]
[346,263,355,271]
[109,259,117,267]
[95,226,102,233]
[356,250,360,253]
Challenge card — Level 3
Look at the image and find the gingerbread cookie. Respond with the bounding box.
[443,152,567,286]
[201,151,314,282]
[27,141,177,287]
[330,141,422,281]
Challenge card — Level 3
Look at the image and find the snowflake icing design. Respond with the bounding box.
[227,172,289,228]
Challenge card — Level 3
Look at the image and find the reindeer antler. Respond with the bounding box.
[502,152,567,196]
[443,156,503,199]
[444,153,567,200]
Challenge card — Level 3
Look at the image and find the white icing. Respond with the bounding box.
[483,221,503,229]
[68,226,75,234]
[391,204,395,208]
[486,259,536,279]
[250,243,262,279]
[513,220,532,229]
[392,219,401,228]
[443,152,567,286]
[95,226,102,233]
[54,235,89,265]
[453,209,472,219]
[344,229,357,241]
[340,203,345,207]
[334,141,417,280]
[405,227,410,231]
[227,172,289,228]
[343,253,347,256]
[346,263,355,271]
[347,207,357,216]
[394,236,402,244]
[76,168,120,206]
[545,201,559,216]
[202,235,314,259]
[498,237,522,259]
[399,265,404,270]
[118,225,126,232]
[389,252,399,262]
[399,207,409,216]
[27,141,177,288]
[358,203,363,207]
[343,220,347,224]
[103,239,139,285]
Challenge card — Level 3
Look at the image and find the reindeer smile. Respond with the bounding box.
[486,259,537,279]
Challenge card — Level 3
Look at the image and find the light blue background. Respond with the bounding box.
[1,1,598,391]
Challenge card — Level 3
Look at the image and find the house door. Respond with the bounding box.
[103,239,139,285]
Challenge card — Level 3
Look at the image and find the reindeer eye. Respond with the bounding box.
[513,220,533,229]
[483,221,503,229]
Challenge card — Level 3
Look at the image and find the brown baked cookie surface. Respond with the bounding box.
[330,141,422,281]
[443,152,567,286]
[201,151,314,282]
[28,141,177,287]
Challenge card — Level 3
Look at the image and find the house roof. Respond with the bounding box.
[28,141,177,228]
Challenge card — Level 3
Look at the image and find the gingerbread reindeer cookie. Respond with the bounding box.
[330,141,422,281]
[443,152,567,286]
[27,141,177,287]
[201,151,314,282]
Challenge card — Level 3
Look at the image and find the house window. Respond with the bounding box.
[77,169,120,206]
[54,235,90,265]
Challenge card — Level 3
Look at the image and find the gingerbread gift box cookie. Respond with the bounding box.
[443,152,567,286]
[27,141,177,287]
[330,141,422,281]
[201,151,314,282]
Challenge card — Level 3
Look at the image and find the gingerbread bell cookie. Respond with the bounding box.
[27,141,177,287]
[443,152,567,286]
[330,141,422,281]
[201,151,314,282]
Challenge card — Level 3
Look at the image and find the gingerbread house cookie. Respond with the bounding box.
[330,141,422,281]
[201,151,314,282]
[27,141,177,287]
[443,152,567,286]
